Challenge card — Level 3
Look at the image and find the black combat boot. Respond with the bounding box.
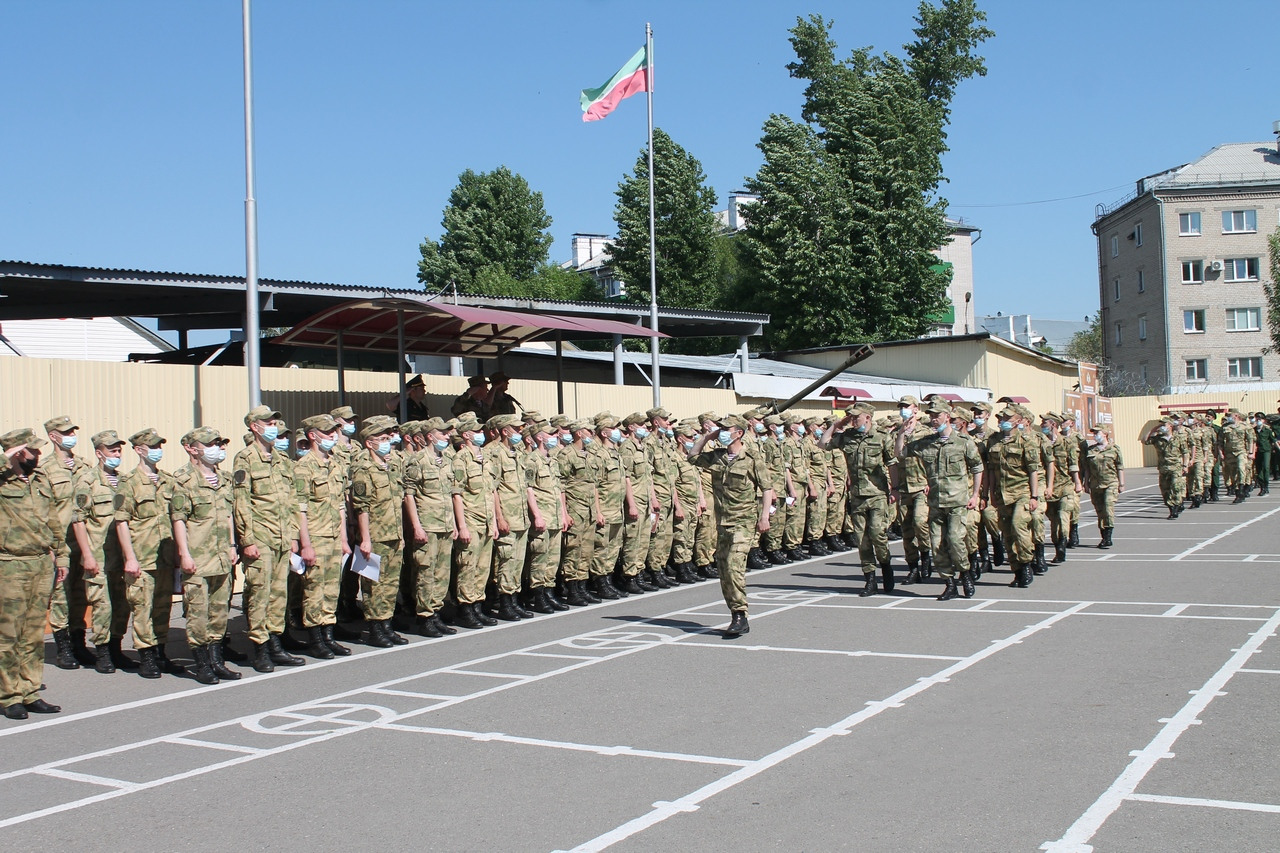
[960,570,976,599]
[52,629,79,670]
[545,588,570,611]
[416,616,444,637]
[137,646,162,679]
[969,552,982,580]
[495,594,522,622]
[220,636,249,662]
[768,549,788,566]
[858,572,879,597]
[1190,494,1201,508]
[880,560,895,593]
[565,581,591,607]
[364,621,394,647]
[635,571,658,590]
[252,642,275,672]
[1068,523,1080,548]
[156,645,186,675]
[580,580,602,604]
[903,561,920,585]
[473,603,498,626]
[723,611,750,638]
[992,537,1005,566]
[937,578,959,601]
[701,562,720,578]
[268,635,306,665]
[191,645,219,685]
[69,629,96,667]
[1008,562,1028,589]
[528,589,557,613]
[321,624,354,653]
[809,539,831,557]
[384,620,409,644]
[453,603,485,628]
[1050,539,1066,565]
[677,563,701,584]
[1032,543,1047,575]
[887,522,902,542]
[279,628,308,652]
[1101,527,1114,549]
[209,641,242,679]
[592,575,620,600]
[648,569,672,588]
[91,642,116,674]
[921,553,934,580]
[306,626,335,659]
[108,637,138,671]
[787,547,807,562]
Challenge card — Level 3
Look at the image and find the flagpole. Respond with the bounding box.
[645,22,660,408]
[242,0,262,407]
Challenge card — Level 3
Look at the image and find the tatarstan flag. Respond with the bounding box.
[580,46,648,122]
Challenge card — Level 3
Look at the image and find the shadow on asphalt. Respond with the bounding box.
[601,614,714,634]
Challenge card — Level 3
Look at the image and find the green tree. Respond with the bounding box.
[607,128,723,311]
[417,166,554,292]
[740,4,992,349]
[1064,311,1103,363]
[1264,226,1280,362]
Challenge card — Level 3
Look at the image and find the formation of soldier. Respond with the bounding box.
[1143,408,1276,517]
[3,394,1273,721]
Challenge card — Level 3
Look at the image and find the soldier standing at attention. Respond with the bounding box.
[523,420,570,613]
[488,413,533,621]
[898,400,984,600]
[801,416,833,558]
[759,414,791,565]
[1254,413,1274,496]
[39,416,94,670]
[72,430,128,673]
[233,406,304,672]
[689,415,774,638]
[348,416,408,647]
[589,413,626,601]
[1082,424,1124,548]
[404,417,461,637]
[824,402,897,596]
[171,428,240,685]
[558,419,604,606]
[1220,409,1253,503]
[646,407,688,581]
[824,416,851,553]
[894,396,934,582]
[617,413,657,594]
[671,421,708,580]
[781,414,812,562]
[1145,416,1189,518]
[1,429,69,719]
[451,413,498,628]
[692,411,721,576]
[984,407,1042,589]
[294,414,353,657]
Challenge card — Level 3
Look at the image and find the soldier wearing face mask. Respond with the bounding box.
[1082,424,1124,548]
[294,414,353,657]
[72,430,128,673]
[1220,408,1253,503]
[487,414,533,622]
[522,421,570,613]
[983,408,1042,588]
[969,401,1005,568]
[823,402,897,595]
[1145,415,1191,518]
[670,421,709,580]
[588,412,627,601]
[39,416,95,670]
[781,414,812,561]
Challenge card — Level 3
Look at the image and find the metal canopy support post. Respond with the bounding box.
[613,334,624,385]
[556,332,565,413]
[241,0,262,407]
[336,330,346,404]
[397,306,407,423]
[738,336,750,374]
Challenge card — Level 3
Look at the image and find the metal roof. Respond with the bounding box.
[1152,141,1280,189]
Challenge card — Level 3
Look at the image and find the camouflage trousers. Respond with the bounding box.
[899,490,931,562]
[409,531,453,616]
[301,537,343,628]
[0,556,55,707]
[46,560,83,632]
[183,572,231,646]
[646,498,675,573]
[1090,487,1118,530]
[620,510,652,578]
[978,504,1001,552]
[1064,489,1081,526]
[964,507,980,554]
[1158,466,1186,508]
[124,565,174,650]
[242,546,290,645]
[762,494,786,552]
[930,505,969,578]
[670,498,698,564]
[848,494,890,573]
[559,502,595,583]
[591,519,623,578]
[1186,459,1204,497]
[1223,452,1250,488]
[996,497,1036,564]
[52,546,114,644]
[1047,496,1072,545]
[717,523,755,613]
[783,488,808,548]
[524,527,561,590]
[693,492,717,565]
[803,493,827,543]
[493,527,529,596]
[454,524,494,604]
[359,539,404,621]
[825,485,848,536]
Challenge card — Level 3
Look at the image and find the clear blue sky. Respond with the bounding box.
[2,0,1277,346]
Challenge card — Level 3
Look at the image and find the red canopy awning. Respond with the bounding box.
[996,395,1031,404]
[820,386,871,399]
[925,392,964,402]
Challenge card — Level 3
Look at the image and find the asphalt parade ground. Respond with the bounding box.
[2,469,1277,852]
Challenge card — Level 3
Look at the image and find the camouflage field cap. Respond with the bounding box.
[696,411,719,425]
[128,428,166,448]
[567,418,593,433]
[301,414,339,434]
[951,407,972,423]
[44,415,77,434]
[1091,422,1110,432]
[646,406,673,422]
[91,429,126,448]
[897,395,921,407]
[781,412,803,425]
[244,404,283,426]
[676,422,699,437]
[181,426,227,446]
[622,412,647,427]
[329,405,358,421]
[718,414,749,432]
[398,421,422,438]
[521,410,543,423]
[549,414,570,429]
[454,413,483,434]
[801,415,823,428]
[971,401,995,415]
[924,398,952,416]
[421,417,447,433]
[763,413,785,426]
[358,417,397,442]
[1,428,46,451]
[486,414,521,432]
[845,401,876,417]
[593,411,619,430]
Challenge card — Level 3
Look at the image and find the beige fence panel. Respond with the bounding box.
[1108,390,1279,467]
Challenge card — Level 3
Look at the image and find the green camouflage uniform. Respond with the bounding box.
[1220,419,1252,490]
[1148,427,1188,509]
[171,464,235,646]
[452,446,495,605]
[618,437,654,579]
[41,451,91,634]
[114,465,178,649]
[896,422,934,566]
[349,449,404,620]
[825,441,849,537]
[803,432,830,544]
[590,441,626,579]
[1046,434,1080,546]
[558,444,600,583]
[489,442,530,596]
[1083,442,1123,529]
[782,432,810,549]
[645,435,680,574]
[690,447,770,612]
[405,447,456,618]
[761,431,789,552]
[524,448,564,590]
[233,443,299,644]
[985,430,1042,565]
[903,429,983,578]
[71,464,124,645]
[295,451,347,628]
[671,442,703,564]
[835,427,896,574]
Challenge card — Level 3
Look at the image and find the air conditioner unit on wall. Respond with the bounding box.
[1209,260,1223,272]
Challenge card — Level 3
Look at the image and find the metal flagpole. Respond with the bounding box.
[241,0,262,407]
[645,22,660,408]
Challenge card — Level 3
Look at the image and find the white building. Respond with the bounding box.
[0,317,172,360]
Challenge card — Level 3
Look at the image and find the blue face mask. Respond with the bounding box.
[146,448,164,464]
[261,425,279,442]
[936,423,949,435]
[297,448,309,457]
[683,441,695,451]
[103,456,121,470]
[508,432,524,447]
[662,427,674,438]
[854,423,868,434]
[59,435,78,450]
[795,425,806,436]
[341,423,356,436]
[635,428,650,440]
[754,423,766,434]
[545,437,560,450]
[717,430,733,445]
[471,433,486,447]
[1042,426,1053,436]
[375,440,392,457]
[274,438,290,452]
[1016,422,1026,431]
[609,428,622,443]
[813,428,824,439]
[900,408,913,419]
[582,436,593,446]
[773,425,784,436]
[433,438,449,451]
[973,417,985,427]
[391,434,402,445]
[999,421,1014,433]
[319,438,337,452]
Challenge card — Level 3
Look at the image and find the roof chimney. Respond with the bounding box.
[1273,119,1280,155]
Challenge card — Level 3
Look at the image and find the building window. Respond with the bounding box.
[1224,258,1260,282]
[1225,307,1261,332]
[1140,363,1149,383]
[1184,309,1206,333]
[1227,357,1262,379]
[1138,315,1147,340]
[1134,222,1143,246]
[1113,278,1121,302]
[1111,235,1119,257]
[1185,359,1208,381]
[1137,270,1145,293]
[1222,210,1257,233]
[1114,322,1122,346]
[1181,260,1203,283]
[1179,212,1201,235]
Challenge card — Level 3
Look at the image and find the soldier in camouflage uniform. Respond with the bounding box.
[1,429,69,719]
[617,413,656,594]
[781,414,812,561]
[1220,409,1253,503]
[294,414,353,656]
[825,402,897,596]
[1058,414,1086,547]
[692,411,720,575]
[646,407,690,582]
[1041,414,1081,565]
[823,416,851,553]
[71,430,127,673]
[115,428,183,678]
[488,413,533,621]
[894,396,935,582]
[1145,415,1191,518]
[171,427,240,685]
[1082,424,1124,548]
[233,406,304,671]
[984,407,1042,588]
[348,415,408,646]
[689,415,774,638]
[589,412,626,601]
[759,414,792,565]
[558,419,604,606]
[800,416,833,557]
[39,416,95,670]
[328,405,362,625]
[671,421,708,579]
[969,401,1005,566]
[451,413,498,628]
[899,400,984,600]
[404,417,460,637]
[523,420,570,613]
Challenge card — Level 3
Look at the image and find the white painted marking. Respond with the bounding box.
[1170,505,1280,561]
[516,651,596,661]
[1041,607,1280,852]
[1162,604,1188,617]
[36,768,133,789]
[166,737,264,755]
[368,688,455,700]
[1078,612,1264,623]
[966,599,998,611]
[445,669,524,679]
[1125,793,1280,814]
[562,603,1092,853]
[672,641,964,662]
[876,598,909,609]
[1237,668,1280,675]
[1243,554,1259,562]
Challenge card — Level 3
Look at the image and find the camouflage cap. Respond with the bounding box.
[1,428,46,452]
[972,401,995,414]
[897,394,921,407]
[128,427,166,447]
[763,413,784,426]
[44,415,77,434]
[718,414,749,432]
[696,411,719,425]
[1040,412,1063,425]
[549,414,570,429]
[244,404,283,426]
[1091,422,1110,432]
[996,406,1019,420]
[398,421,422,438]
[91,429,126,448]
[443,417,460,431]
[801,416,822,428]
[781,412,803,425]
[622,412,648,427]
[924,398,952,416]
[521,410,543,423]
[593,411,619,430]
[884,414,904,426]
[293,429,308,444]
[301,414,339,434]
[646,406,673,422]
[951,408,972,423]
[1169,410,1187,419]
[742,406,769,420]
[358,418,397,441]
[1227,408,1244,417]
[676,422,699,437]
[455,413,483,433]
[421,417,447,433]
[845,402,876,417]
[181,426,227,446]
[567,418,593,433]
[486,414,522,432]
[329,405,357,421]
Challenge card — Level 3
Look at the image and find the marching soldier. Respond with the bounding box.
[1145,415,1190,518]
[1220,409,1252,503]
[1082,424,1124,548]
[895,397,934,582]
[825,402,897,596]
[1255,413,1274,495]
[984,407,1042,588]
[970,401,1005,566]
[1059,414,1086,546]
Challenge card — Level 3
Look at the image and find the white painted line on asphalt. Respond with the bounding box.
[672,641,965,662]
[36,767,133,789]
[560,602,1093,853]
[373,723,753,767]
[877,598,910,609]
[1041,606,1280,853]
[166,736,265,755]
[1170,505,1280,561]
[1077,612,1265,623]
[1125,793,1280,814]
[445,669,524,679]
[1163,604,1188,617]
[1244,554,1259,562]
[516,651,597,661]
[368,688,454,700]
[966,600,997,611]
[1237,668,1280,675]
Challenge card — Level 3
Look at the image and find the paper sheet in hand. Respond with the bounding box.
[289,553,306,575]
[350,551,381,582]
